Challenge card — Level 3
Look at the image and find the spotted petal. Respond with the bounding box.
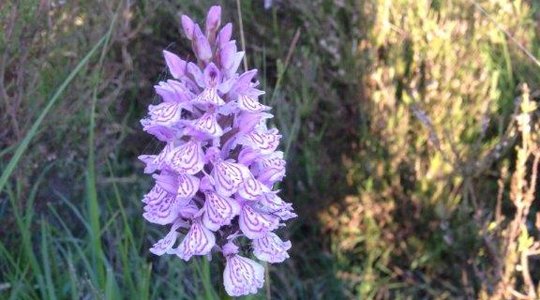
[173,221,215,261]
[223,255,264,296]
[167,141,205,175]
[212,161,249,196]
[142,185,181,225]
[255,193,297,221]
[252,232,291,263]
[176,173,200,200]
[239,204,279,239]
[149,228,179,256]
[202,191,241,231]
[147,102,182,126]
[192,112,223,138]
[193,87,225,107]
[142,184,168,204]
[238,128,281,155]
[254,151,286,184]
[153,143,174,168]
[237,94,269,112]
[237,173,269,200]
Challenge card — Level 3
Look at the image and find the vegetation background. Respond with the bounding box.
[1,0,540,299]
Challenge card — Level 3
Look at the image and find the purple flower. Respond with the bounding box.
[139,5,295,296]
[222,242,265,296]
[253,232,291,263]
[172,221,216,261]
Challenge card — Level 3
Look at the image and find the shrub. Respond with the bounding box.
[321,0,540,298]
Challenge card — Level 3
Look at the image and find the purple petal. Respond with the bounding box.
[237,173,269,200]
[255,192,297,221]
[154,80,193,104]
[239,204,279,239]
[222,241,239,256]
[218,77,236,94]
[238,128,281,155]
[203,63,222,87]
[224,51,245,78]
[176,173,200,201]
[216,23,233,48]
[216,101,238,116]
[223,255,264,296]
[142,185,182,225]
[199,176,214,191]
[234,112,272,134]
[173,221,215,261]
[154,82,177,102]
[181,15,195,40]
[237,94,270,112]
[238,147,261,166]
[193,25,212,62]
[231,69,258,94]
[187,62,205,88]
[252,232,291,263]
[178,201,200,219]
[253,151,286,184]
[205,5,221,36]
[191,112,223,138]
[153,143,174,168]
[150,228,179,256]
[142,184,167,204]
[167,141,205,175]
[193,88,225,107]
[146,102,182,126]
[212,161,250,196]
[153,171,178,194]
[167,80,194,104]
[138,154,159,174]
[141,124,176,142]
[202,191,241,231]
[163,50,187,79]
[220,41,237,70]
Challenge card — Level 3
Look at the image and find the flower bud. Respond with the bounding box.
[181,15,195,40]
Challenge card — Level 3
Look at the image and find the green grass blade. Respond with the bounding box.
[85,5,118,288]
[40,221,57,300]
[0,34,108,194]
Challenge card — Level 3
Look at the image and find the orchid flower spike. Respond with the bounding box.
[139,4,295,297]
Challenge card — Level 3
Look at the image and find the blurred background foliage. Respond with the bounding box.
[1,0,540,299]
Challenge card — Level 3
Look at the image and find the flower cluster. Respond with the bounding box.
[138,5,295,297]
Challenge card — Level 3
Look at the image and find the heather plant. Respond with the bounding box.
[491,85,540,299]
[139,5,295,296]
[321,0,540,297]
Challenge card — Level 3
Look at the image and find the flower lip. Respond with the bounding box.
[223,254,265,296]
[252,232,291,263]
